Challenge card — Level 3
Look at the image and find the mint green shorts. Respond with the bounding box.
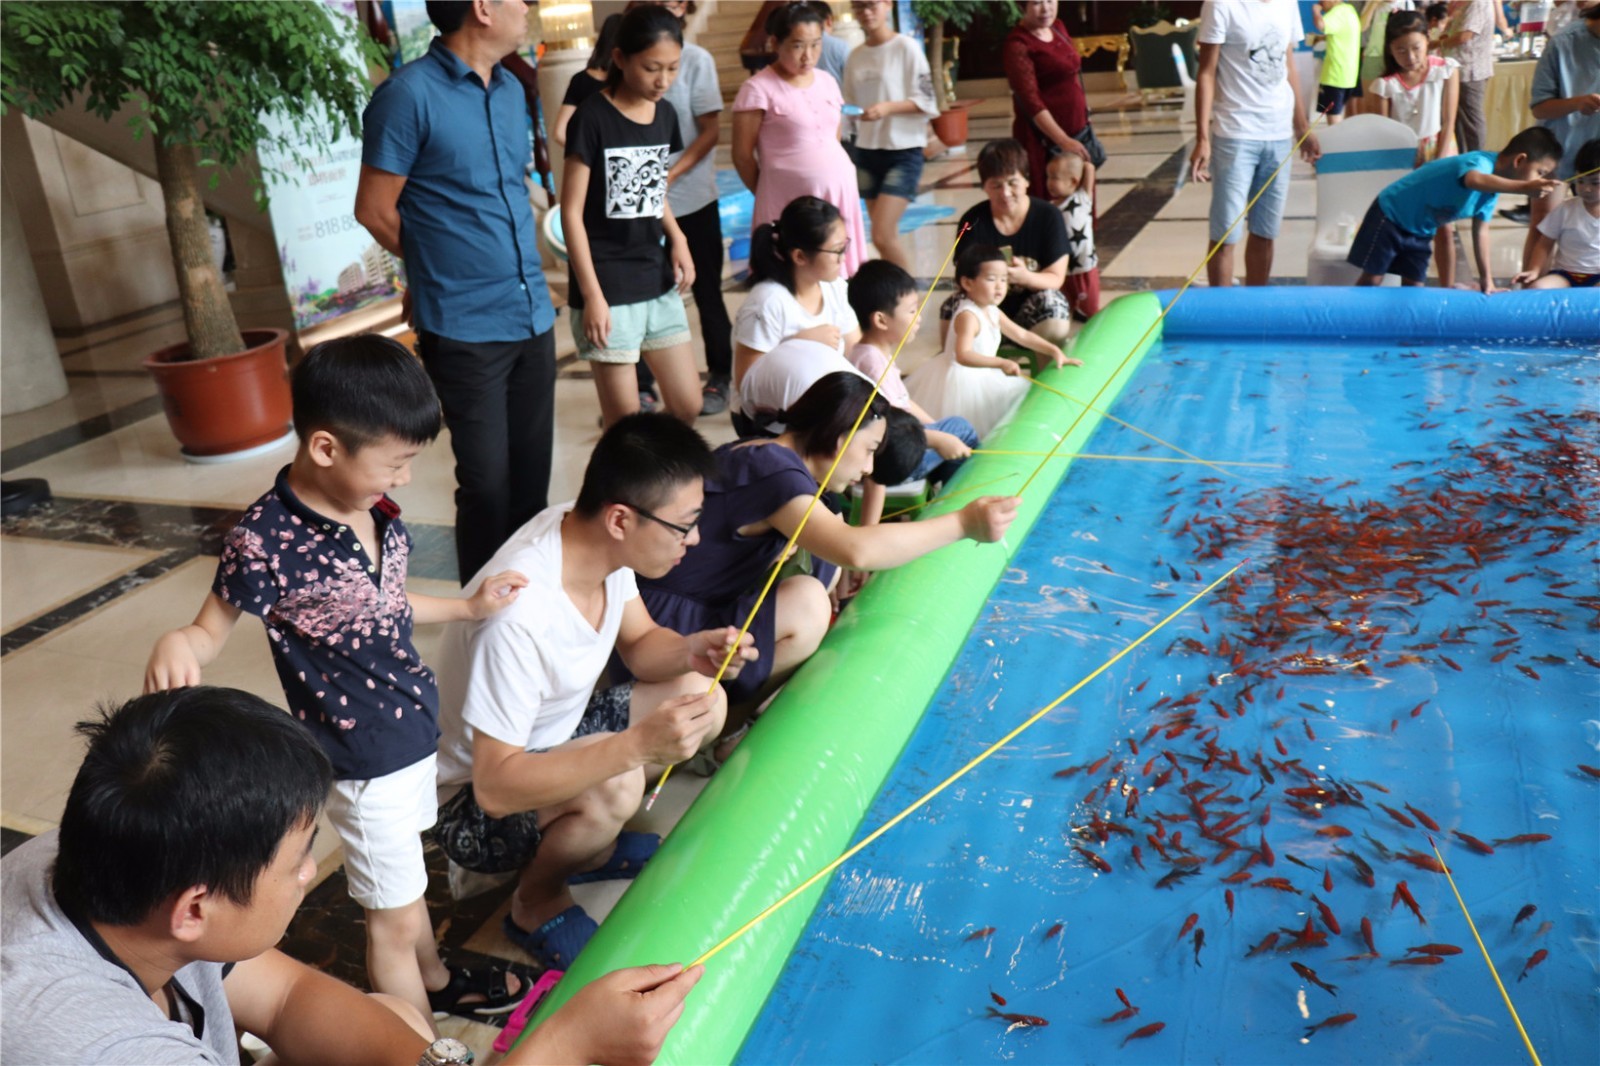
[572,289,691,364]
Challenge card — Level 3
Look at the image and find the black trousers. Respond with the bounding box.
[418,328,555,584]
[637,199,732,393]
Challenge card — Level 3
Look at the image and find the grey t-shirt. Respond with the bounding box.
[664,42,723,218]
[2,832,239,1064]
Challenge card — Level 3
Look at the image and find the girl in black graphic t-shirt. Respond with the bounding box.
[563,6,700,427]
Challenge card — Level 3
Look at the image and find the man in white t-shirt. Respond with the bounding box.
[844,0,939,269]
[433,415,756,971]
[1190,0,1321,287]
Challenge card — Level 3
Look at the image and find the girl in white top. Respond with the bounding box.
[733,196,861,416]
[1368,13,1462,285]
[1514,151,1600,288]
[908,244,1078,439]
[1368,19,1460,166]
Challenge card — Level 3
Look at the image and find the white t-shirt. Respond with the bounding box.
[735,278,858,355]
[1370,55,1459,141]
[1538,196,1600,274]
[664,42,722,218]
[435,504,638,789]
[842,34,938,151]
[739,338,871,431]
[1198,0,1306,141]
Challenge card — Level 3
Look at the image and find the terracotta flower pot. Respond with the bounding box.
[930,100,979,149]
[143,328,293,459]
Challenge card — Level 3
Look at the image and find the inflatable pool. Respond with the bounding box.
[529,288,1598,1063]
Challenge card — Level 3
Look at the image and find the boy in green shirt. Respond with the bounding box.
[1315,0,1362,124]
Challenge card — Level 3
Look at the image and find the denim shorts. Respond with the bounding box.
[1346,200,1432,283]
[854,145,925,201]
[573,289,691,364]
[1209,135,1294,244]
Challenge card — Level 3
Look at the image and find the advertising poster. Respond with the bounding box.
[258,0,403,330]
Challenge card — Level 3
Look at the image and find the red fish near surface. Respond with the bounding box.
[1304,1013,1357,1038]
[1392,881,1426,925]
[966,926,997,942]
[1121,1022,1165,1047]
[986,1007,1048,1030]
[1361,916,1379,957]
[1494,834,1552,846]
[1177,913,1199,941]
[1517,949,1549,982]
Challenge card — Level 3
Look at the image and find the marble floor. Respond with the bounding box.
[0,90,1547,1059]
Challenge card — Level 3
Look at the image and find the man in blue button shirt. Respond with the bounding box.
[357,0,556,584]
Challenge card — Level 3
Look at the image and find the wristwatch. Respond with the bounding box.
[418,1037,475,1066]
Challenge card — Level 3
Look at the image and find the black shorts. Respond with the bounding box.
[1317,83,1359,115]
[1346,201,1433,283]
[435,683,633,873]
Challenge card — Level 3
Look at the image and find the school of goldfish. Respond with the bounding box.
[974,402,1596,1049]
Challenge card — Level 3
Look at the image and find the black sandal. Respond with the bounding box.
[427,964,523,1018]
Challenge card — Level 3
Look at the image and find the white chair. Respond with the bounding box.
[1306,114,1418,286]
[1172,43,1196,127]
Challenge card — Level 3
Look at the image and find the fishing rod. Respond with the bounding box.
[1426,836,1543,1066]
[644,223,973,810]
[689,560,1247,967]
[1015,105,1331,498]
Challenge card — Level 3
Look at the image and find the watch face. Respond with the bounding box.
[423,1037,474,1065]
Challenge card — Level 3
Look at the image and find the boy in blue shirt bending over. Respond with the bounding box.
[1348,126,1564,291]
[145,336,529,1031]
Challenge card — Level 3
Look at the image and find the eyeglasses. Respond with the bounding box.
[623,503,697,540]
[814,239,851,258]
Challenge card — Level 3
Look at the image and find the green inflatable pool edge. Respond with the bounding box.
[521,291,1167,1063]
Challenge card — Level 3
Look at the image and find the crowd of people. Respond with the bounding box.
[3,0,1594,1063]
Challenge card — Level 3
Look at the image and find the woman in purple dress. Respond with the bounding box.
[630,373,1018,763]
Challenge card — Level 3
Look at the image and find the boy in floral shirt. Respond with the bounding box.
[145,335,528,1030]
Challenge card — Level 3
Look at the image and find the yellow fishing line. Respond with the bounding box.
[1427,837,1543,1065]
[1020,375,1243,479]
[1015,110,1328,498]
[881,472,1022,520]
[645,225,973,809]
[973,449,1285,469]
[689,560,1246,967]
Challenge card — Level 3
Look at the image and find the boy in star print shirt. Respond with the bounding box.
[1046,152,1101,319]
[145,335,529,1028]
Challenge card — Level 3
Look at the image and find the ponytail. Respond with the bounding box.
[748,195,842,292]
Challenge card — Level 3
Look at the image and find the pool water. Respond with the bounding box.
[738,339,1600,1064]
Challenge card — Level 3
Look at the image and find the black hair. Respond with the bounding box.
[766,1,824,41]
[606,5,683,90]
[291,334,442,450]
[1575,139,1600,182]
[586,13,624,74]
[847,259,918,331]
[1502,126,1564,165]
[807,1,835,21]
[425,1,470,35]
[574,412,717,517]
[1379,10,1428,78]
[873,407,926,487]
[956,243,1007,281]
[977,138,1030,183]
[784,372,889,459]
[749,195,844,291]
[53,687,334,926]
[1423,2,1448,22]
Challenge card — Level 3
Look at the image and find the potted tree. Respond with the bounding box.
[1,1,374,459]
[911,0,1016,150]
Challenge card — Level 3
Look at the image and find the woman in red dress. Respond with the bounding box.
[1003,0,1105,317]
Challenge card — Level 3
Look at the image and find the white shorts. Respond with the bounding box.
[323,753,437,910]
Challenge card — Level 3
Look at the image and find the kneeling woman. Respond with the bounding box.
[626,372,1019,758]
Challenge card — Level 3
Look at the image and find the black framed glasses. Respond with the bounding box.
[815,238,851,258]
[623,503,697,540]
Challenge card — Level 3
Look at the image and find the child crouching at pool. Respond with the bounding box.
[621,372,1018,769]
[1515,139,1600,290]
[1347,126,1564,291]
[846,260,979,489]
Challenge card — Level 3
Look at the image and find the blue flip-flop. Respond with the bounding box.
[502,906,597,971]
[568,830,660,885]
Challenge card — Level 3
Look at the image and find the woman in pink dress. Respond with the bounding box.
[732,2,867,277]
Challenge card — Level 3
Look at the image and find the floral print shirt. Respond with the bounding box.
[214,467,438,779]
